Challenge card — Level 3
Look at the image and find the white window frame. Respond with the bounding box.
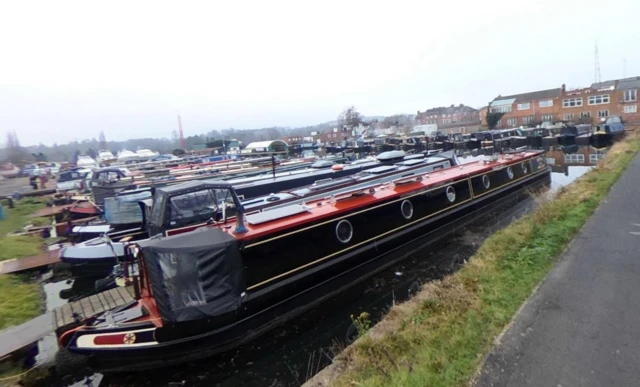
[539,100,553,108]
[597,110,609,118]
[542,114,553,121]
[588,94,610,105]
[522,116,534,125]
[624,89,637,102]
[506,118,517,126]
[517,102,531,110]
[580,111,591,119]
[563,98,583,108]
[624,105,638,114]
[564,113,574,120]
[490,105,512,113]
[564,154,585,164]
[496,120,502,126]
[590,154,604,164]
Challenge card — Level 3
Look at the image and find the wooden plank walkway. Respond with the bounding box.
[0,313,55,359]
[0,249,61,274]
[53,287,136,330]
[0,286,137,359]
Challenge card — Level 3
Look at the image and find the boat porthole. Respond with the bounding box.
[335,219,353,244]
[521,163,528,174]
[401,200,413,220]
[482,175,490,189]
[446,186,456,202]
[506,166,514,180]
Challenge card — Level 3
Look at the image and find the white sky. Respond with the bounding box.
[1,0,638,146]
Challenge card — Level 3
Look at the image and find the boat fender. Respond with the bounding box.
[332,164,344,171]
[346,322,359,344]
[408,281,421,299]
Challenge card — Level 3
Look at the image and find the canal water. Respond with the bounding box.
[34,144,606,387]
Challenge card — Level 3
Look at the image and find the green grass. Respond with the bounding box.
[0,199,48,384]
[0,198,46,262]
[330,136,640,387]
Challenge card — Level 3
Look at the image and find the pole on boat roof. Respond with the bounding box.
[271,154,276,179]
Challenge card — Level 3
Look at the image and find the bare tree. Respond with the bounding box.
[4,131,29,165]
[338,106,364,129]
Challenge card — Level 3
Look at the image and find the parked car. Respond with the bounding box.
[0,163,21,178]
[56,168,92,193]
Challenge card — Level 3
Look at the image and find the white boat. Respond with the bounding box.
[116,149,138,162]
[135,148,159,161]
[97,150,116,163]
[77,155,99,169]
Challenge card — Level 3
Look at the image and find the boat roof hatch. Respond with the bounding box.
[377,150,406,162]
[246,204,310,225]
[310,160,335,168]
[365,165,398,174]
[394,159,425,167]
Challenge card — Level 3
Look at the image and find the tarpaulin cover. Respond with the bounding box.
[138,227,245,323]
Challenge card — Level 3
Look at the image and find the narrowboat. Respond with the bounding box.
[55,150,551,374]
[558,124,591,145]
[59,151,452,277]
[590,116,625,147]
[443,133,466,151]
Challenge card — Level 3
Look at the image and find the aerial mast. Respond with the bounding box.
[177,113,186,149]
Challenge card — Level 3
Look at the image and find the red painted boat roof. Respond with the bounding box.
[226,151,542,242]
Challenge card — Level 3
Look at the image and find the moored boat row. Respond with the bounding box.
[54,149,551,374]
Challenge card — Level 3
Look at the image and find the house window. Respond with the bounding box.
[542,114,553,122]
[624,105,638,114]
[496,120,502,126]
[490,105,512,113]
[506,118,517,126]
[564,113,574,120]
[563,98,583,108]
[539,100,553,108]
[597,110,609,118]
[517,102,531,110]
[590,154,604,164]
[580,111,591,119]
[588,94,610,105]
[522,116,535,124]
[564,154,585,164]
[624,89,637,102]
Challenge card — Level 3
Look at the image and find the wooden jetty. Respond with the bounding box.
[53,286,135,332]
[0,287,135,359]
[0,250,61,274]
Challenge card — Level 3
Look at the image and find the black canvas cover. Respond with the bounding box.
[138,227,245,323]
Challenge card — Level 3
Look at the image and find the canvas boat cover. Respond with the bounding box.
[138,227,245,323]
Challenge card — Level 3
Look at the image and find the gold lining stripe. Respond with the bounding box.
[247,195,473,290]
[244,178,460,248]
[245,167,548,291]
[244,158,542,249]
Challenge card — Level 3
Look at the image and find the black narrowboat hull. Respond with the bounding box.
[62,161,551,373]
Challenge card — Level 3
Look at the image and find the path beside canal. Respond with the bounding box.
[477,153,640,387]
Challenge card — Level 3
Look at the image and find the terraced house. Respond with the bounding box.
[487,76,640,129]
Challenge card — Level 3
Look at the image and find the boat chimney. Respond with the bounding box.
[235,211,248,234]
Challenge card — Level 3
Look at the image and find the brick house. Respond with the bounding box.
[488,88,563,129]
[416,104,481,134]
[488,76,640,129]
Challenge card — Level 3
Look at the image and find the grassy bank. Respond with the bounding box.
[327,136,640,387]
[0,198,47,330]
[0,199,48,385]
[0,198,47,262]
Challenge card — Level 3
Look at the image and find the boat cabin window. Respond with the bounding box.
[94,170,123,181]
[167,188,236,224]
[58,171,87,182]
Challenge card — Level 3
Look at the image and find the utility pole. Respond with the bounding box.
[177,113,186,149]
[594,43,601,84]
